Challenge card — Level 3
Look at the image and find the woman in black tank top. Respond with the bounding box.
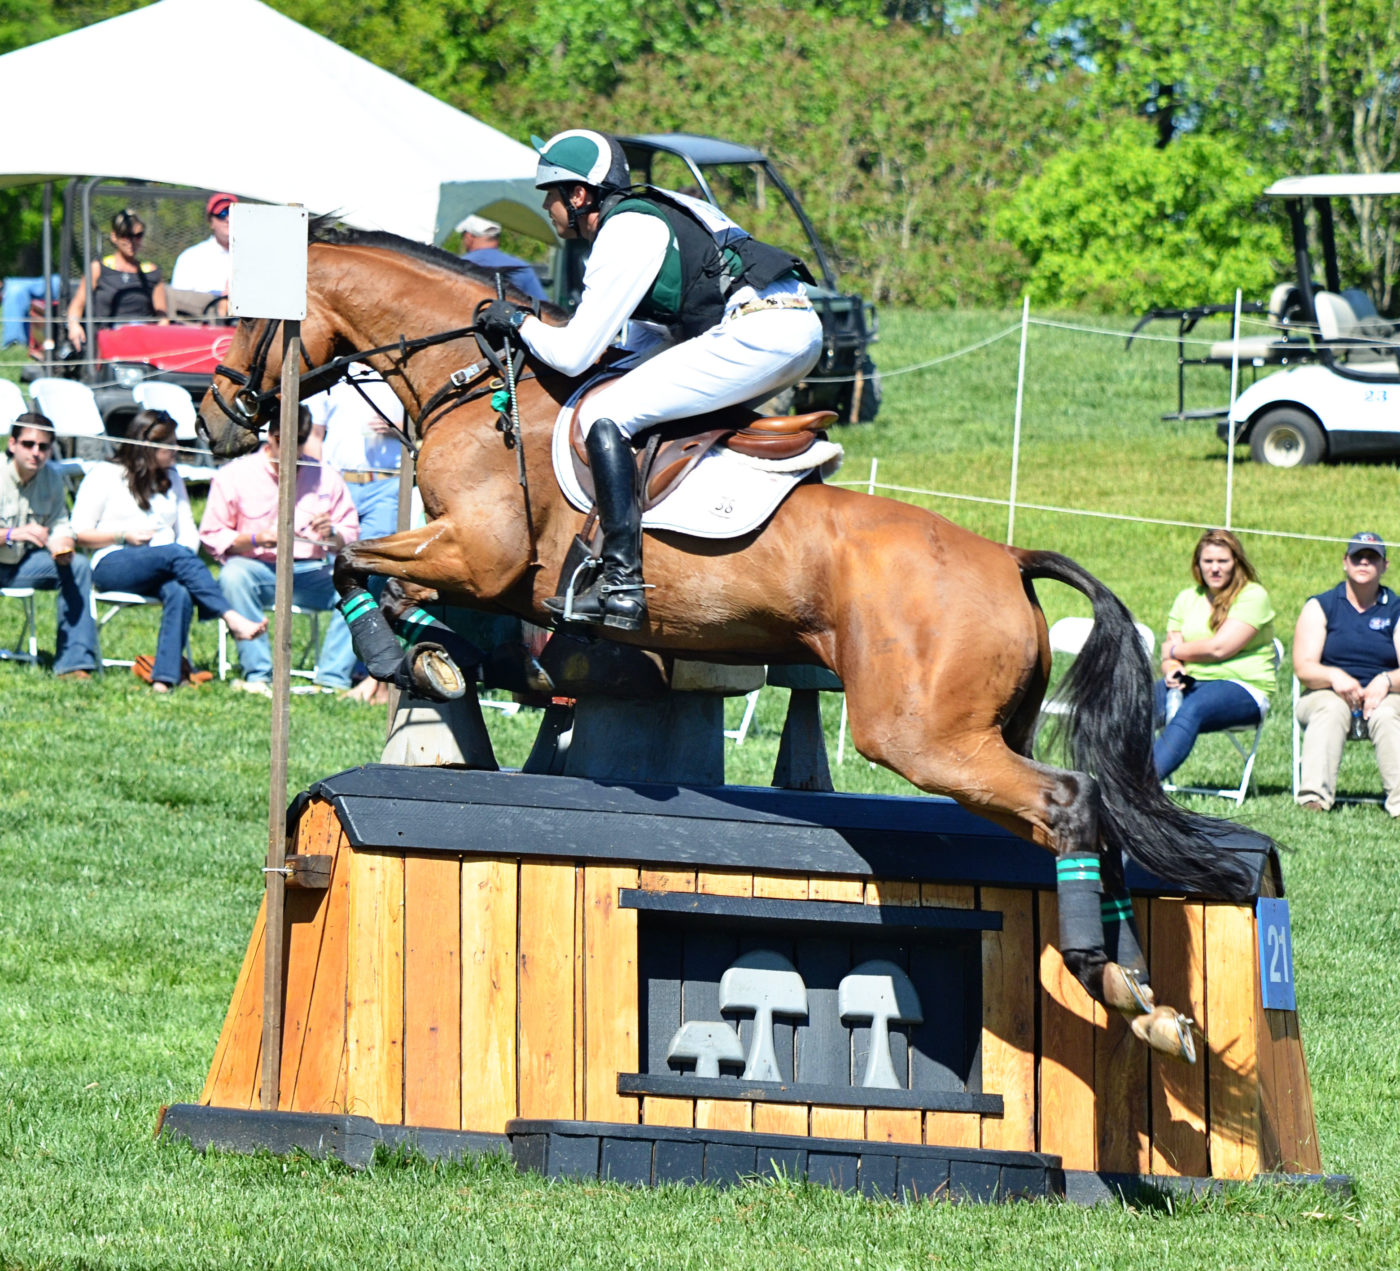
[65,209,168,352]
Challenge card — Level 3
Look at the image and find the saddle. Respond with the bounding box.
[567,380,837,511]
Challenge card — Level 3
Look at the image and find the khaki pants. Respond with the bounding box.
[1295,689,1400,815]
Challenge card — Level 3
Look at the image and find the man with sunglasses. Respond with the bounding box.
[171,193,237,304]
[0,414,99,678]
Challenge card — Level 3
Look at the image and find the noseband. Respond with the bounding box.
[211,317,283,431]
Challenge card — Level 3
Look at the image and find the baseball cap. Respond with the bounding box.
[1346,531,1387,559]
[206,192,238,216]
[456,214,501,237]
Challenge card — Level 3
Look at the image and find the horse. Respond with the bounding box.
[198,224,1273,1063]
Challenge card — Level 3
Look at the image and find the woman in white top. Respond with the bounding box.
[71,409,265,690]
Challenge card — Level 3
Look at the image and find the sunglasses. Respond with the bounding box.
[211,209,230,220]
[16,439,53,452]
[118,231,144,241]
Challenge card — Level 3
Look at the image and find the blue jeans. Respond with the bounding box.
[216,555,355,688]
[315,477,399,684]
[0,547,98,674]
[94,544,228,686]
[1153,677,1263,780]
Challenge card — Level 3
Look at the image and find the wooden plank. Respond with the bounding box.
[1256,1005,1288,1173]
[461,858,518,1131]
[403,854,461,1129]
[583,865,640,1124]
[639,868,696,893]
[641,1097,695,1128]
[753,1104,809,1136]
[867,1109,922,1144]
[1095,898,1150,1173]
[203,896,266,1109]
[1037,892,1097,1170]
[865,879,919,906]
[518,860,576,1119]
[693,869,752,1132]
[754,873,809,900]
[287,834,352,1114]
[922,883,975,909]
[1149,900,1208,1176]
[345,850,405,1125]
[811,1106,864,1139]
[1277,1011,1323,1173]
[810,876,864,903]
[924,1111,980,1148]
[979,887,1036,1152]
[574,865,586,1118]
[1205,903,1261,1180]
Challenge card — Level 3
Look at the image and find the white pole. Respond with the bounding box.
[1007,295,1030,544]
[1224,288,1243,530]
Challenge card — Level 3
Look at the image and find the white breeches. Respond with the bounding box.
[577,287,824,439]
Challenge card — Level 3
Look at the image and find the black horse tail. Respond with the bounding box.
[1018,549,1262,902]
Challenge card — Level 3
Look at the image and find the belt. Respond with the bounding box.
[342,471,395,484]
[727,294,814,322]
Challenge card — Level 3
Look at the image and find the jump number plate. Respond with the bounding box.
[1256,898,1296,1011]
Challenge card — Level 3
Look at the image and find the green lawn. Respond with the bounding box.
[2,315,1399,1268]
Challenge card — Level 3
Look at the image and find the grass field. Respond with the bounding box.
[2,315,1399,1269]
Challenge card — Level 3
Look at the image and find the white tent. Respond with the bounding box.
[0,0,551,245]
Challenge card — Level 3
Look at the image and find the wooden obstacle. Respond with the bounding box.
[163,764,1325,1197]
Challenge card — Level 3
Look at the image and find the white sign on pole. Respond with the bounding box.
[229,204,308,320]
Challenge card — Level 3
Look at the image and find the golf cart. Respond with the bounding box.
[1218,174,1400,467]
[549,133,880,423]
[22,178,237,437]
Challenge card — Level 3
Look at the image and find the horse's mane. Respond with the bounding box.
[307,215,565,317]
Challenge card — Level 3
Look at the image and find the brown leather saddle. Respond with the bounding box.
[567,379,837,511]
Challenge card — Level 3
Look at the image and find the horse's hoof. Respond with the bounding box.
[1130,1006,1197,1064]
[1102,962,1156,1016]
[409,644,466,701]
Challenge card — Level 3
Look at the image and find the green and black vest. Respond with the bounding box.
[599,187,813,339]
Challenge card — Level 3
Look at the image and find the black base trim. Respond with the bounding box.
[619,889,1001,931]
[1063,1169,1353,1205]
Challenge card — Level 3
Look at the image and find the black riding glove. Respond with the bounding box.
[477,299,527,343]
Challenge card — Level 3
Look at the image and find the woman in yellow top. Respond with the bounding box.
[1156,528,1276,779]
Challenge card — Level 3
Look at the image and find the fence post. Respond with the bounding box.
[1224,288,1243,530]
[1007,296,1030,545]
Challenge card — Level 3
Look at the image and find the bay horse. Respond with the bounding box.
[199,225,1272,1063]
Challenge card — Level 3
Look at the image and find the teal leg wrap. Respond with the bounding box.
[1056,852,1106,968]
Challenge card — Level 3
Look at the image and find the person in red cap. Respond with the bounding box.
[171,193,238,303]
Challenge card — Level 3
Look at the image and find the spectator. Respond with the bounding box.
[0,413,98,678]
[306,366,405,703]
[70,409,266,692]
[198,406,360,696]
[1154,529,1277,780]
[457,214,547,302]
[1293,531,1400,815]
[65,210,167,352]
[171,193,237,314]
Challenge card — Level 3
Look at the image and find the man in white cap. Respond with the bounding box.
[172,192,238,299]
[474,129,823,631]
[457,213,547,303]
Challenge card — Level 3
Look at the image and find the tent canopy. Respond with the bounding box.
[0,0,553,246]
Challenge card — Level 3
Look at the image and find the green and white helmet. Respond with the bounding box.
[532,130,630,193]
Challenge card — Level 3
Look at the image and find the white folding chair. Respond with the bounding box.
[0,379,27,428]
[1164,638,1283,806]
[0,588,39,664]
[88,589,197,672]
[724,688,761,745]
[28,377,106,441]
[132,381,198,441]
[218,606,322,681]
[1292,672,1386,807]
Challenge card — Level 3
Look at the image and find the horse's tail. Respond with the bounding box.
[1016,548,1262,902]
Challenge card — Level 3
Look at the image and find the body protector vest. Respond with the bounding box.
[599,187,815,340]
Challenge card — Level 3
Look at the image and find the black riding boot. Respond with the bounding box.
[546,418,648,631]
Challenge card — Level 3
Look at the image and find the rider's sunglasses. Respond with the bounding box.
[16,439,53,452]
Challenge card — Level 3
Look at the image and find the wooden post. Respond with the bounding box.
[260,320,302,1111]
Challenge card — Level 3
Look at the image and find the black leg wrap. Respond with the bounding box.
[337,587,415,689]
[1102,890,1148,978]
[1056,851,1107,992]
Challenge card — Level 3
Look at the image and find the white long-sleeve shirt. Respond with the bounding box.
[519,212,671,377]
[70,461,199,568]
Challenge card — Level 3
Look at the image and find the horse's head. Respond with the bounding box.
[197,316,294,457]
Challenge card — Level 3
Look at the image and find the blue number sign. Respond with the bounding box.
[1256,898,1296,1011]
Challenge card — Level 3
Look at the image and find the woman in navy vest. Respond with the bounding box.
[1293,531,1400,814]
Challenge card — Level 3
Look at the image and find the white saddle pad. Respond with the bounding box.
[551,401,843,540]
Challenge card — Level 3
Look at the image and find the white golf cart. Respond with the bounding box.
[1221,173,1400,467]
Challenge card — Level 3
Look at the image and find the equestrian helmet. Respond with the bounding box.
[532,130,630,193]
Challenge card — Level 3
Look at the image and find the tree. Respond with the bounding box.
[995,120,1288,312]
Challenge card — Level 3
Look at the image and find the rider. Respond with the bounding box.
[474,129,824,631]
